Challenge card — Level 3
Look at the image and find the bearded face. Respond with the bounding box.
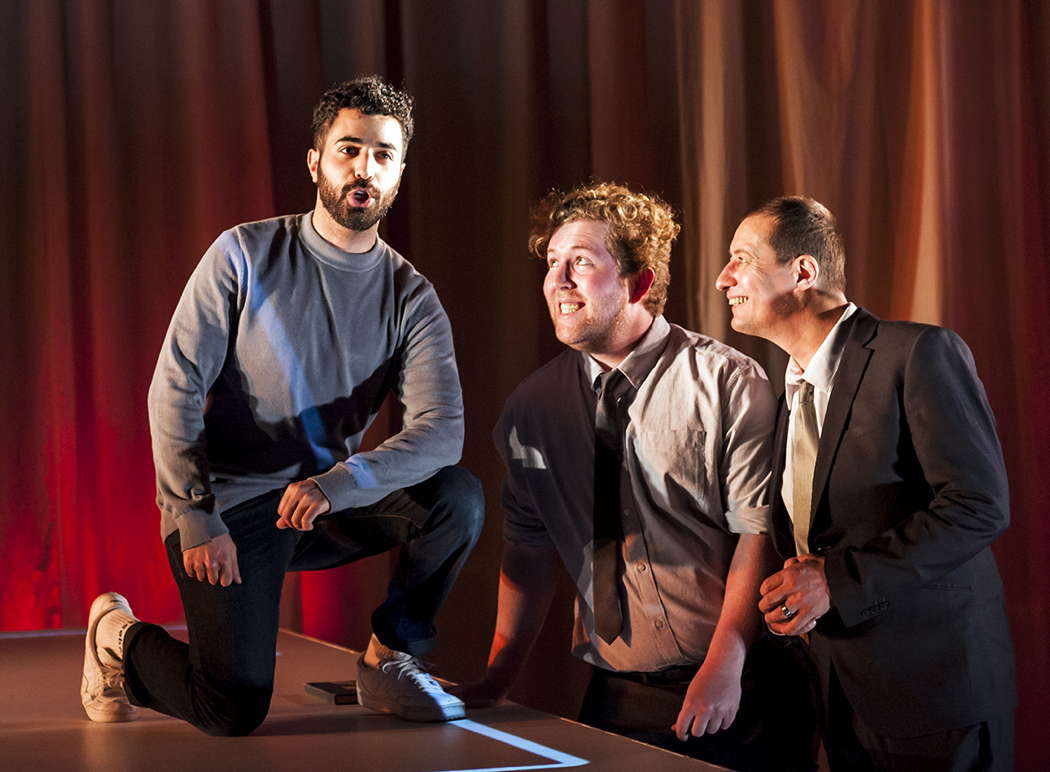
[316,166,401,232]
[309,108,407,235]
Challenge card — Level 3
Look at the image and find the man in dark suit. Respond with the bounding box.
[715,196,1016,770]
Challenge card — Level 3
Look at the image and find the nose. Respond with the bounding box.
[544,260,574,294]
[352,151,376,181]
[715,261,734,292]
[554,261,575,287]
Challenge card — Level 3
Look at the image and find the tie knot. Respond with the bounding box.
[596,369,627,399]
[797,380,814,405]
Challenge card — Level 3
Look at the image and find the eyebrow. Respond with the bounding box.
[333,135,399,152]
[549,242,599,254]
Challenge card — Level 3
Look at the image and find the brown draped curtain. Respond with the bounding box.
[2,1,1046,764]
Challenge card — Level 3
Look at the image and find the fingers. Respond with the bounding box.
[764,600,822,636]
[673,708,734,741]
[758,570,785,597]
[672,710,692,741]
[277,480,331,531]
[182,536,242,587]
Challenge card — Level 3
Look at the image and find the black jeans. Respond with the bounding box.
[122,466,483,736]
[577,635,819,772]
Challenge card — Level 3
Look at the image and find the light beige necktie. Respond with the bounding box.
[791,380,818,556]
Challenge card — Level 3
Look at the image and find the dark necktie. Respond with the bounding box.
[791,380,818,555]
[593,369,628,644]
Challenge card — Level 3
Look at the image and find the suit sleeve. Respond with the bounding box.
[824,326,1009,626]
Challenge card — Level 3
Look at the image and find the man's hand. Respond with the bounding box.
[276,479,331,531]
[183,532,242,587]
[448,676,511,709]
[759,555,830,636]
[672,660,742,741]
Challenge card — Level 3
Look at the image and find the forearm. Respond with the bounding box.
[482,541,560,690]
[313,290,464,510]
[703,533,774,671]
[310,410,463,510]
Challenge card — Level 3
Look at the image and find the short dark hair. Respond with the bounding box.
[528,182,680,316]
[748,196,846,292]
[310,76,415,154]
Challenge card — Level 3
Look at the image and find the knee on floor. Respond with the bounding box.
[199,687,271,737]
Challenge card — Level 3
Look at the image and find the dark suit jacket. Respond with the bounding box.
[770,308,1016,737]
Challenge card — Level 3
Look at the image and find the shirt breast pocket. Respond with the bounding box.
[634,428,707,499]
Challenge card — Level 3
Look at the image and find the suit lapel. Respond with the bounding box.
[769,396,792,555]
[810,309,879,534]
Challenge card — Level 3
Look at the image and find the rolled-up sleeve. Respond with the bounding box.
[494,410,553,547]
[719,363,776,534]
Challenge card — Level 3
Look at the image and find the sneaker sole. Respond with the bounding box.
[82,694,137,723]
[356,682,465,722]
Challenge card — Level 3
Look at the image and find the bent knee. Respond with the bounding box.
[199,688,271,737]
[434,466,484,515]
[446,467,485,537]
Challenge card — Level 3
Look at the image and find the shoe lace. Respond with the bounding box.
[378,653,444,694]
[93,647,124,691]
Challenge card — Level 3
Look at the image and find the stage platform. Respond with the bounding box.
[0,628,722,771]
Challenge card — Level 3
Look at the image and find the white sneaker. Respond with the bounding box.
[356,651,465,722]
[81,592,138,723]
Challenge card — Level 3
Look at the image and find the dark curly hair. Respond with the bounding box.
[310,76,415,154]
[529,182,680,315]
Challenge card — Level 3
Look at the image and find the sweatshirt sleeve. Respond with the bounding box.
[147,231,244,549]
[310,282,464,509]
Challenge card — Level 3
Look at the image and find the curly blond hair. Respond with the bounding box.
[528,182,679,315]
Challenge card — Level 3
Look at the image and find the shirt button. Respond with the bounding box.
[654,619,665,630]
[636,562,647,572]
[623,508,633,518]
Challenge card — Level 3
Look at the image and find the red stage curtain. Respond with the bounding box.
[2,1,1047,764]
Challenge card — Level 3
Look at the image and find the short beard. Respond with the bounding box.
[317,171,400,232]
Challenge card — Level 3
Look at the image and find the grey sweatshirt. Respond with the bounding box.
[148,213,464,549]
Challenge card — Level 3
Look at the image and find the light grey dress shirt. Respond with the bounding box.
[495,315,775,672]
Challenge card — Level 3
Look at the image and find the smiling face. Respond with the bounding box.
[542,219,643,357]
[716,213,800,338]
[308,108,405,233]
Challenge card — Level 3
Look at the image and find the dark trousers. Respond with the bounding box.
[123,466,483,736]
[822,657,1014,772]
[577,636,819,771]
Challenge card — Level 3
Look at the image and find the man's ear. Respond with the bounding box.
[629,268,656,304]
[795,254,820,291]
[307,147,319,184]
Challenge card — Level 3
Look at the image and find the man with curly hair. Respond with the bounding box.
[455,182,813,769]
[80,76,482,735]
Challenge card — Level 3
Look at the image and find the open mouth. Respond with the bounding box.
[350,189,372,207]
[559,302,583,314]
[728,296,748,306]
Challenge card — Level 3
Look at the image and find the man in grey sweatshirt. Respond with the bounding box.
[80,76,483,735]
